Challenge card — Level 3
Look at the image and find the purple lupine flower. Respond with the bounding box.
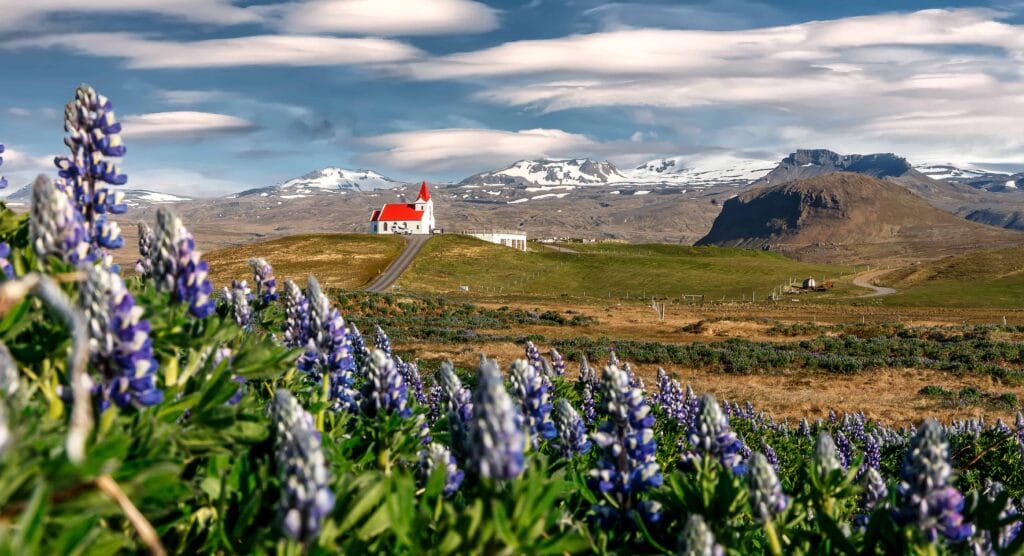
[271,389,335,542]
[394,356,427,405]
[437,361,473,459]
[974,480,1020,552]
[30,175,92,266]
[860,471,884,518]
[654,368,687,422]
[835,430,852,470]
[893,419,974,543]
[360,349,410,418]
[54,85,128,262]
[589,364,662,525]
[524,341,542,369]
[0,143,7,189]
[798,418,812,438]
[78,264,161,410]
[418,442,464,496]
[814,432,843,478]
[152,208,215,318]
[246,257,277,304]
[282,280,310,349]
[581,377,597,422]
[468,356,525,480]
[680,514,725,556]
[509,359,556,446]
[299,277,357,411]
[687,394,746,475]
[135,222,154,277]
[223,279,252,329]
[553,398,590,458]
[859,432,881,479]
[346,323,369,373]
[0,243,14,280]
[550,348,566,376]
[579,356,597,385]
[749,452,788,523]
[374,325,392,357]
[762,441,779,472]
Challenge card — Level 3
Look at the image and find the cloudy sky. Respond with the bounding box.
[1,0,1023,196]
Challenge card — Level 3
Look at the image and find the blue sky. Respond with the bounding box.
[2,0,1023,196]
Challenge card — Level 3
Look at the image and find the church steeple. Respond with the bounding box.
[416,181,431,202]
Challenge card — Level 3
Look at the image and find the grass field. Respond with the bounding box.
[205,233,405,289]
[875,246,1024,308]
[397,235,857,301]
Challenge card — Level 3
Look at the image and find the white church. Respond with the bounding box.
[369,181,436,235]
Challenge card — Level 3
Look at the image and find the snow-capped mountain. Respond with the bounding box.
[629,154,775,187]
[238,167,404,198]
[459,159,628,187]
[2,185,190,206]
[914,163,1022,192]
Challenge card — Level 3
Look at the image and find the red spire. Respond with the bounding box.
[416,181,431,202]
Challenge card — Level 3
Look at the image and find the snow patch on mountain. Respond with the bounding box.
[628,154,775,186]
[461,159,627,187]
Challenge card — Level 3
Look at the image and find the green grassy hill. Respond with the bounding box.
[206,234,405,289]
[398,235,856,301]
[876,246,1024,307]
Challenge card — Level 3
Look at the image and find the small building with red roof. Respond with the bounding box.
[370,181,436,235]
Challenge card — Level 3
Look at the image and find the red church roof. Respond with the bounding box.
[416,181,431,202]
[371,203,424,222]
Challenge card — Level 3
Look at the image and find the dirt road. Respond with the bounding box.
[852,269,897,297]
[364,235,430,293]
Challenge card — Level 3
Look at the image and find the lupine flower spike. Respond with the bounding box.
[468,356,525,480]
[418,442,464,496]
[271,390,335,542]
[589,364,662,525]
[77,264,161,409]
[687,394,746,474]
[680,514,724,556]
[299,277,357,411]
[374,325,392,357]
[152,208,215,318]
[282,279,310,348]
[249,257,278,303]
[30,175,92,266]
[223,280,252,329]
[135,222,155,277]
[509,359,556,446]
[893,419,973,543]
[814,432,843,478]
[748,452,788,523]
[360,349,410,418]
[54,84,128,259]
[553,398,591,458]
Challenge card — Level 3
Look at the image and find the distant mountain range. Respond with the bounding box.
[3,185,191,206]
[235,167,402,198]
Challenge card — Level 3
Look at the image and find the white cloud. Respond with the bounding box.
[0,0,260,31]
[362,128,597,172]
[127,168,249,197]
[8,33,423,69]
[157,90,231,106]
[409,9,1024,80]
[275,0,499,35]
[121,112,257,139]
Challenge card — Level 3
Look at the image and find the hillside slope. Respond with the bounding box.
[696,173,1023,262]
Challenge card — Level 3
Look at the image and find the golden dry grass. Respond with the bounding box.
[404,338,1024,425]
[205,234,405,289]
